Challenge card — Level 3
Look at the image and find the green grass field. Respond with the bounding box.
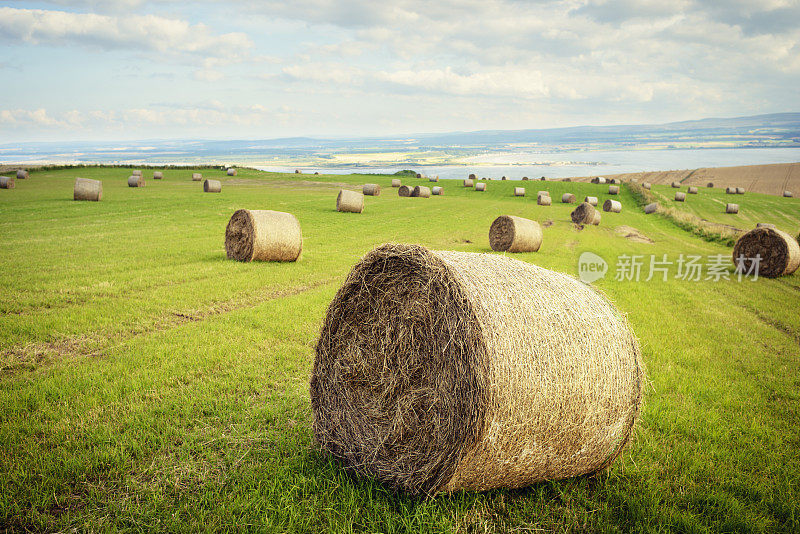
[1,167,799,532]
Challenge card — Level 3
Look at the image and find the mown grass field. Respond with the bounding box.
[1,167,799,532]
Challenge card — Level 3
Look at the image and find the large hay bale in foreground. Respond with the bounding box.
[391,179,401,187]
[413,185,431,198]
[432,186,443,195]
[227,168,237,176]
[674,192,686,202]
[688,186,698,194]
[571,202,596,224]
[603,199,622,213]
[584,196,598,206]
[561,193,576,203]
[337,189,364,212]
[153,171,163,180]
[733,228,800,278]
[192,173,202,181]
[671,182,680,188]
[311,243,644,494]
[363,183,381,196]
[784,191,793,198]
[0,176,15,189]
[609,185,619,195]
[489,216,542,252]
[74,178,102,201]
[16,169,28,180]
[537,194,551,206]
[726,203,739,214]
[464,179,474,187]
[644,202,658,214]
[398,185,413,197]
[128,175,144,187]
[514,187,525,197]
[204,179,222,193]
[225,209,302,262]
[475,183,486,192]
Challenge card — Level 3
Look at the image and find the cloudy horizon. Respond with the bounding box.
[1,0,799,142]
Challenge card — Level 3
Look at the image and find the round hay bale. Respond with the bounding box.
[311,243,644,494]
[644,202,658,214]
[609,178,619,185]
[688,186,698,194]
[0,176,15,189]
[642,182,651,190]
[429,176,439,182]
[337,189,364,213]
[413,185,432,198]
[674,192,686,202]
[707,182,714,188]
[501,176,507,181]
[522,176,529,181]
[783,191,793,198]
[726,187,736,194]
[608,185,619,195]
[584,196,598,206]
[363,183,381,196]
[227,168,237,176]
[563,178,572,182]
[295,169,302,174]
[133,170,142,176]
[475,183,486,192]
[469,173,477,180]
[726,203,739,214]
[127,175,144,187]
[204,179,222,193]
[74,178,102,201]
[225,209,302,262]
[603,199,622,213]
[756,223,776,229]
[153,171,163,180]
[391,179,401,188]
[737,187,745,195]
[16,169,28,180]
[537,194,551,206]
[432,186,443,195]
[598,177,607,184]
[514,187,525,197]
[416,173,422,179]
[561,193,576,203]
[570,202,596,224]
[671,182,680,188]
[540,176,546,181]
[733,227,800,278]
[398,185,413,197]
[464,179,474,188]
[590,210,601,225]
[489,215,542,253]
[192,173,202,181]
[315,171,320,175]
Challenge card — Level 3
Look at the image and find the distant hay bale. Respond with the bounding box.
[315,172,320,175]
[671,182,680,188]
[16,169,28,180]
[726,187,736,194]
[674,192,686,202]
[295,169,302,174]
[603,199,622,213]
[225,209,302,262]
[153,171,163,180]
[0,176,15,189]
[522,176,529,181]
[561,193,576,203]
[642,182,651,190]
[363,183,381,196]
[391,179,401,187]
[311,243,644,494]
[707,183,714,188]
[540,177,546,181]
[192,173,202,181]
[783,191,793,198]
[227,168,237,176]
[563,178,572,182]
[733,227,800,278]
[133,170,142,176]
[429,176,439,182]
[432,186,443,195]
[756,223,776,229]
[514,187,525,197]
[644,202,658,214]
[416,173,422,179]
[399,185,413,197]
[590,210,601,225]
[736,187,745,194]
[204,179,222,193]
[475,183,486,192]
[337,189,364,212]
[501,176,507,180]
[571,202,596,224]
[688,186,698,194]
[726,203,739,214]
[591,177,606,184]
[74,178,102,201]
[464,179,474,187]
[413,185,431,198]
[469,173,477,180]
[128,175,144,187]
[584,196,598,206]
[537,193,551,206]
[630,178,638,183]
[489,215,542,252]
[609,178,620,184]
[608,185,619,195]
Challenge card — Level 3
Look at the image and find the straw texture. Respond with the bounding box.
[204,179,222,193]
[644,203,658,214]
[514,187,525,197]
[398,185,413,197]
[733,228,800,278]
[16,170,28,180]
[561,193,576,204]
[128,175,144,187]
[337,189,364,213]
[363,184,381,196]
[726,203,739,213]
[311,243,644,495]
[571,202,596,225]
[537,194,551,206]
[464,179,474,187]
[392,179,401,187]
[192,173,202,181]
[225,209,302,262]
[475,183,486,192]
[603,200,622,213]
[74,178,102,201]
[413,185,432,198]
[674,192,686,202]
[609,186,619,195]
[432,186,443,195]
[489,216,542,253]
[0,176,15,189]
[585,196,598,206]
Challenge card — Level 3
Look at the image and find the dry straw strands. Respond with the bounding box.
[363,184,381,196]
[603,199,622,213]
[398,185,413,197]
[642,182,651,190]
[392,179,402,187]
[475,183,486,192]
[489,216,542,253]
[225,209,302,262]
[227,168,237,176]
[337,189,364,212]
[644,202,658,214]
[128,175,144,187]
[514,187,525,197]
[671,182,681,188]
[783,191,793,197]
[16,169,28,180]
[432,186,443,195]
[561,193,576,203]
[726,203,739,214]
[584,196,598,206]
[74,178,102,201]
[733,227,800,278]
[674,192,686,202]
[537,194,551,206]
[204,179,222,193]
[464,179,474,187]
[0,176,15,189]
[413,185,432,198]
[192,173,202,181]
[609,185,620,195]
[311,243,644,495]
[570,202,596,225]
[153,171,163,180]
[688,186,698,194]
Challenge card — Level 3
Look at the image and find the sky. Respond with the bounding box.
[0,0,799,142]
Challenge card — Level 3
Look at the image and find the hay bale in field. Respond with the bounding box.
[311,243,644,494]
[644,202,658,214]
[227,168,237,176]
[563,178,572,182]
[489,215,542,253]
[571,202,596,224]
[469,173,477,180]
[707,183,714,188]
[432,186,443,195]
[688,186,698,194]
[16,169,28,180]
[756,223,776,229]
[630,178,638,183]
[0,176,15,189]
[671,182,680,188]
[399,185,413,197]
[726,187,736,194]
[315,172,320,175]
[475,183,486,192]
[153,171,163,180]
[674,192,686,202]
[603,199,622,213]
[337,189,364,212]
[128,175,144,187]
[609,185,619,195]
[783,191,793,198]
[540,176,546,181]
[538,190,549,197]
[74,178,102,201]
[501,176,507,181]
[590,210,601,225]
[733,227,800,278]
[522,176,529,181]
[416,173,422,179]
[295,169,302,174]
[192,173,202,181]
[642,182,651,190]
[609,178,620,185]
[464,179,474,187]
[726,203,739,214]
[363,183,381,196]
[590,177,605,184]
[561,193,576,203]
[413,185,431,198]
[391,179,401,188]
[737,187,745,194]
[584,196,598,206]
[132,169,142,176]
[537,193,551,206]
[514,187,525,197]
[204,179,222,193]
[429,176,439,182]
[225,209,302,262]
